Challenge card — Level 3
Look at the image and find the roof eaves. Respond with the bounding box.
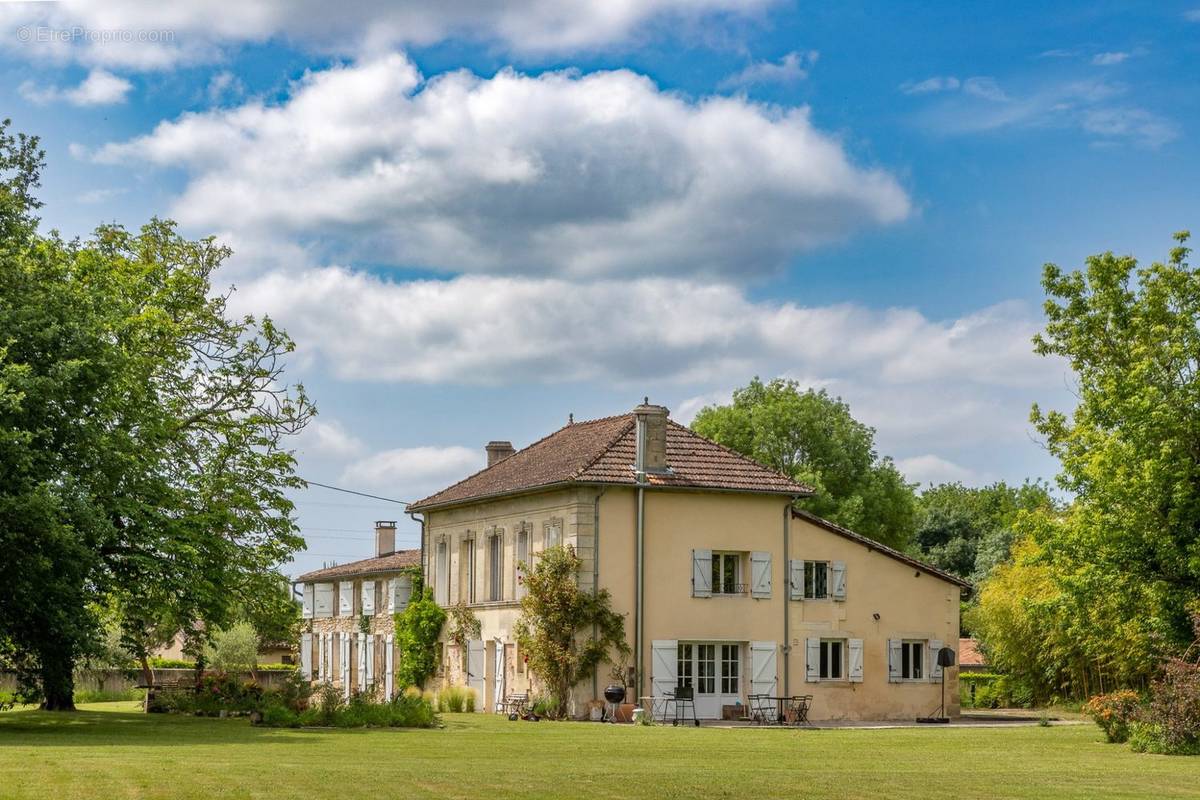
[791,508,972,589]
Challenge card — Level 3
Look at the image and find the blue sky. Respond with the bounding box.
[2,1,1198,576]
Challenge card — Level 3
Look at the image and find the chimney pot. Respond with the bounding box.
[486,440,516,467]
[374,520,396,558]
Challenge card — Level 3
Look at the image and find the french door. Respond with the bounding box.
[677,642,741,718]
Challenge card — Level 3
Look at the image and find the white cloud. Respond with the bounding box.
[895,454,979,486]
[899,76,960,95]
[910,77,1177,148]
[89,54,910,281]
[1091,51,1129,66]
[719,50,817,89]
[296,418,367,461]
[206,70,244,104]
[1,0,775,69]
[19,68,132,106]
[340,445,483,496]
[77,187,127,204]
[1187,9,1200,22]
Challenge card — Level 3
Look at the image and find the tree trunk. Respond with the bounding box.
[38,645,76,711]
[139,654,155,690]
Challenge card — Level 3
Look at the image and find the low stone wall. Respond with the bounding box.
[0,668,294,694]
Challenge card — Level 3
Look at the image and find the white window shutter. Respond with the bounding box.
[302,584,314,619]
[788,559,804,601]
[888,639,902,683]
[394,573,413,612]
[929,640,944,682]
[339,581,354,616]
[848,638,864,683]
[750,641,778,697]
[751,551,772,598]
[384,634,395,699]
[300,633,312,679]
[692,549,712,598]
[361,580,375,616]
[651,640,678,698]
[831,561,847,600]
[341,635,350,699]
[365,633,375,687]
[314,583,333,618]
[805,637,820,683]
[386,578,396,613]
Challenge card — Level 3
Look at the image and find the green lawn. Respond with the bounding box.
[0,703,1196,800]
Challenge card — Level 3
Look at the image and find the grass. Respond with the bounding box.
[0,704,1197,800]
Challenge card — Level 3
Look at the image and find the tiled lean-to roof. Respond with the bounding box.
[408,414,813,512]
[296,549,420,583]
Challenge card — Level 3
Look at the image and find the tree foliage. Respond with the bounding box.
[913,480,1056,582]
[0,120,313,709]
[393,570,447,690]
[514,546,629,719]
[971,232,1200,700]
[691,377,916,547]
[204,621,260,675]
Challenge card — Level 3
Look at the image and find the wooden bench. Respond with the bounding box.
[137,675,196,712]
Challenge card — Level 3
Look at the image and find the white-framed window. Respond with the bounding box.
[804,561,829,599]
[819,639,844,680]
[487,530,503,602]
[459,537,476,604]
[435,540,449,606]
[902,640,925,680]
[515,527,529,600]
[720,644,740,694]
[677,643,694,688]
[544,520,562,550]
[710,552,742,595]
[696,644,716,694]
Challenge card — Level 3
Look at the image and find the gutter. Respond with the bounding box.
[408,511,426,589]
[782,496,800,698]
[634,481,646,702]
[591,486,606,701]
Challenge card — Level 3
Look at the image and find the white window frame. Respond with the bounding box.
[514,527,529,601]
[676,643,695,688]
[460,536,476,605]
[720,643,740,694]
[901,639,925,681]
[544,519,562,550]
[710,552,743,596]
[486,530,503,602]
[435,540,449,606]
[804,561,830,600]
[819,638,846,681]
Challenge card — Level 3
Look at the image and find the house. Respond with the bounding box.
[958,637,988,673]
[154,631,294,665]
[406,401,970,720]
[294,522,420,699]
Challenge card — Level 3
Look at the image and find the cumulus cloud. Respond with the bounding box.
[894,454,980,486]
[89,54,910,280]
[340,445,483,496]
[295,418,367,461]
[228,266,1065,393]
[719,50,818,89]
[1,0,775,69]
[19,68,132,106]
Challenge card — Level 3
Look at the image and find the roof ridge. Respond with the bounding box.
[408,412,632,509]
[571,414,636,480]
[667,419,814,494]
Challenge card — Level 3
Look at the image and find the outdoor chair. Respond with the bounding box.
[499,692,529,720]
[748,694,772,725]
[789,695,813,726]
[667,685,699,727]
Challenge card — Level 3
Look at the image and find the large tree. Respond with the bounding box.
[691,377,916,548]
[0,121,313,709]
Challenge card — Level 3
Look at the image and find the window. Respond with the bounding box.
[515,528,529,600]
[804,561,829,599]
[435,541,449,605]
[459,538,476,604]
[710,552,742,595]
[677,643,694,688]
[902,640,924,680]
[487,532,503,602]
[720,644,739,694]
[545,521,562,550]
[819,639,844,680]
[696,644,716,694]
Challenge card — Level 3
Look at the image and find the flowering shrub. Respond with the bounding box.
[1084,690,1142,743]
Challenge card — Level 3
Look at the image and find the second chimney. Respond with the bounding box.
[486,440,516,467]
[375,520,396,557]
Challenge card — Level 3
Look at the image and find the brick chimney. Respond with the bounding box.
[375,520,396,557]
[633,398,669,476]
[486,440,515,467]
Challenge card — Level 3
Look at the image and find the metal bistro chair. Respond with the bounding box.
[500,692,529,721]
[789,695,813,726]
[667,685,699,727]
[747,694,772,725]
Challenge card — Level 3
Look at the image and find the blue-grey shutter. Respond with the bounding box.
[831,561,847,600]
[692,549,712,598]
[805,637,820,683]
[788,559,804,600]
[751,551,772,598]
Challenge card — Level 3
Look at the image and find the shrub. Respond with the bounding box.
[0,690,15,711]
[529,694,560,718]
[74,688,146,704]
[204,622,260,674]
[258,687,437,729]
[1142,658,1200,755]
[438,685,470,713]
[1085,690,1142,743]
[1129,721,1200,756]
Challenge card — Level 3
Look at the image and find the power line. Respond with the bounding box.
[299,478,410,506]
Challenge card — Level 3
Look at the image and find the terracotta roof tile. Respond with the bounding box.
[296,549,420,582]
[408,414,812,511]
[959,637,986,667]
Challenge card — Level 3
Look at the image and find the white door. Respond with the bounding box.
[466,639,486,711]
[677,642,744,719]
[492,639,506,713]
